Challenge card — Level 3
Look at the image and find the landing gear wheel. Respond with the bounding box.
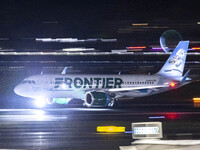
[108,98,118,108]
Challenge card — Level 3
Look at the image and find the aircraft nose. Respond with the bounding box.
[14,84,23,96]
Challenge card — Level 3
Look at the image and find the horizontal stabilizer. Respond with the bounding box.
[181,69,190,83]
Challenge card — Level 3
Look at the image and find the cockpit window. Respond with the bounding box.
[22,80,28,84]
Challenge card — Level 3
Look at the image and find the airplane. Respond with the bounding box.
[14,41,191,108]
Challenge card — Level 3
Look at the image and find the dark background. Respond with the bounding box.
[0,0,200,39]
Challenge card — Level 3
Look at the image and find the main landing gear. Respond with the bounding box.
[108,98,118,108]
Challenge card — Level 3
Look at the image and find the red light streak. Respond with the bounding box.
[165,113,178,119]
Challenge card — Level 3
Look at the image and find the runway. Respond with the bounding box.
[0,108,200,149]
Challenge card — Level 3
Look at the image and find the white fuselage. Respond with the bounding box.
[14,74,178,100]
[14,41,191,106]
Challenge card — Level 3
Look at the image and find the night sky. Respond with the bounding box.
[0,0,199,37]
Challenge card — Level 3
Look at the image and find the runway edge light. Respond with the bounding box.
[193,97,200,107]
[193,97,200,102]
[97,126,125,133]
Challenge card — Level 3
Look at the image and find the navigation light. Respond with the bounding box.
[170,82,176,88]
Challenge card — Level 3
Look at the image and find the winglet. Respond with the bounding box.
[61,67,67,74]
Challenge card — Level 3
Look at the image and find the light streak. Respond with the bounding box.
[132,23,148,26]
[97,126,125,133]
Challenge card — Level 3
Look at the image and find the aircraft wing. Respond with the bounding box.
[108,85,169,92]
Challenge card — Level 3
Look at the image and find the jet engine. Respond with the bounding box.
[84,92,110,107]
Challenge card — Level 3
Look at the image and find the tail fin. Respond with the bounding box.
[157,41,189,77]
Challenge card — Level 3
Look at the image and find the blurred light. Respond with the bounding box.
[85,38,97,42]
[170,82,176,87]
[57,38,82,42]
[33,110,45,116]
[101,39,117,42]
[33,110,45,121]
[0,38,9,41]
[127,49,143,52]
[197,22,200,24]
[111,50,128,54]
[193,97,200,107]
[151,48,163,51]
[0,49,15,52]
[165,113,179,119]
[1,51,200,56]
[193,97,200,102]
[36,38,54,42]
[188,49,196,51]
[62,48,95,52]
[35,97,47,108]
[192,47,200,50]
[97,126,125,133]
[132,23,148,26]
[126,46,146,49]
[36,38,116,43]
[149,116,165,119]
[125,131,133,133]
[36,38,80,42]
[152,48,194,51]
[190,41,200,44]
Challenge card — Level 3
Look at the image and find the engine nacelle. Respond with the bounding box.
[85,92,110,107]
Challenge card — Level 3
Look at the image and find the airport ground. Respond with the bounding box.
[1,106,200,149]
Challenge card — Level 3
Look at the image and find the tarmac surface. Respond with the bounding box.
[0,106,200,149]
